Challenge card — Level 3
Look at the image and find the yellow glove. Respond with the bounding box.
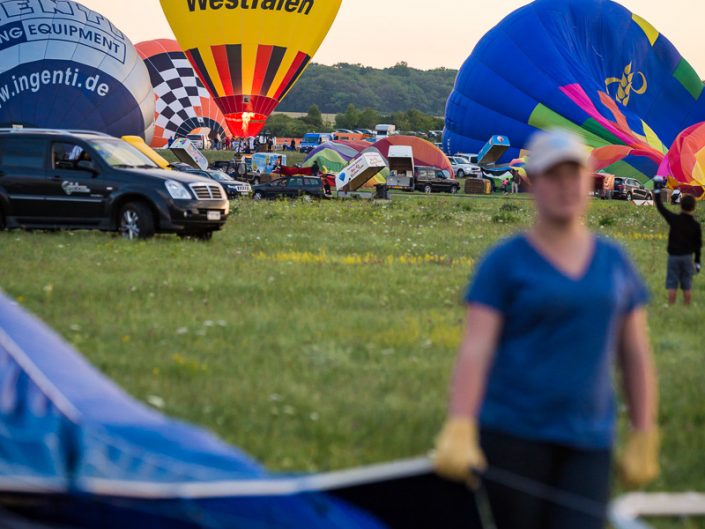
[618,429,661,488]
[433,417,487,488]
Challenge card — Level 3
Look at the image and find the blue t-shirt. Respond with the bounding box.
[465,234,649,449]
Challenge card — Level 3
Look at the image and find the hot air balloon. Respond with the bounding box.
[160,0,342,138]
[137,39,231,149]
[375,136,454,177]
[657,123,705,199]
[444,0,705,183]
[0,0,154,140]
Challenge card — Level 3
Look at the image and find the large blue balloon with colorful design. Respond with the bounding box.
[444,0,705,184]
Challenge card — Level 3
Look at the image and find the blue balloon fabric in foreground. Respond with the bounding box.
[0,290,387,529]
[0,0,154,140]
[444,0,705,181]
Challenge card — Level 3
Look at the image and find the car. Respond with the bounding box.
[251,176,327,201]
[176,168,251,199]
[448,156,482,178]
[456,153,479,164]
[0,129,230,240]
[299,133,335,153]
[414,166,460,194]
[613,177,653,201]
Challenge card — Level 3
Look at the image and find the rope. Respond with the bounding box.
[472,466,609,527]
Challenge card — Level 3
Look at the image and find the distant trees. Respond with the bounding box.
[263,59,457,137]
[277,62,457,116]
[264,105,333,137]
[334,104,444,133]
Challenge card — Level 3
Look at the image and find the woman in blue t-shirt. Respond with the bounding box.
[433,130,660,529]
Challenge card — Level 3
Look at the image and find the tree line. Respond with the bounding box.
[266,104,446,137]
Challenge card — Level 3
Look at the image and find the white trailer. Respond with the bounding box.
[385,145,415,191]
[375,124,397,140]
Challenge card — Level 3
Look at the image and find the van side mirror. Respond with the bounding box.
[77,160,98,175]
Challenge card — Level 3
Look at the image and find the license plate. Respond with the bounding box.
[207,211,221,221]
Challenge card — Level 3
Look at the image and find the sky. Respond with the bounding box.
[82,0,705,74]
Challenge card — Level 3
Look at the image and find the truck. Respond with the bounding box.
[375,124,397,140]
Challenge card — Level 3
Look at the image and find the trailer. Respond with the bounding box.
[385,145,415,191]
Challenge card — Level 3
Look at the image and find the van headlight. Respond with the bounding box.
[165,180,191,199]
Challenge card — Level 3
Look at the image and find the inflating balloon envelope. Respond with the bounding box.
[137,39,232,149]
[0,0,154,139]
[160,0,342,138]
[444,0,705,191]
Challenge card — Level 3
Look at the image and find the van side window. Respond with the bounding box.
[52,143,91,170]
[0,138,46,169]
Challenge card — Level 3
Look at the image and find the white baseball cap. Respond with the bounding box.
[525,129,590,176]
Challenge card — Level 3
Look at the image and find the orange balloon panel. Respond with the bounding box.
[136,39,232,148]
[160,0,342,138]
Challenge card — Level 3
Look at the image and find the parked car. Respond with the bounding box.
[613,177,653,201]
[251,176,327,201]
[414,166,460,194]
[448,156,482,178]
[176,168,251,199]
[299,133,335,153]
[456,153,479,164]
[0,129,229,240]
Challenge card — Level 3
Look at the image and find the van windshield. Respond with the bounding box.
[89,139,158,169]
[303,134,319,142]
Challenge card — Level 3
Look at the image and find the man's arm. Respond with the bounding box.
[695,222,702,265]
[654,188,675,224]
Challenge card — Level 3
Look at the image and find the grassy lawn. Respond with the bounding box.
[1,196,703,525]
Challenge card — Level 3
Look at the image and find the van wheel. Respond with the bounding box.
[450,186,459,195]
[627,192,633,201]
[457,170,465,178]
[253,191,264,201]
[119,202,155,240]
[424,185,433,194]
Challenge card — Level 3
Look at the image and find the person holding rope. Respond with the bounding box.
[434,129,660,529]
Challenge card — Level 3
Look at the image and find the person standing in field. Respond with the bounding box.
[434,129,660,529]
[512,169,522,194]
[653,179,701,306]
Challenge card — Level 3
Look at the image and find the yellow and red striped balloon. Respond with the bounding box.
[160,0,342,138]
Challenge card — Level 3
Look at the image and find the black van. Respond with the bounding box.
[414,166,460,194]
[0,129,230,240]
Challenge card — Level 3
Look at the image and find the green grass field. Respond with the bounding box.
[1,196,704,526]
